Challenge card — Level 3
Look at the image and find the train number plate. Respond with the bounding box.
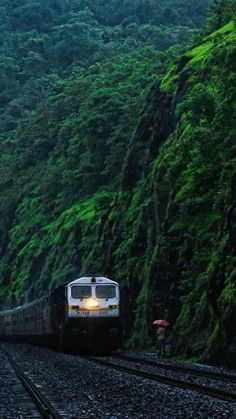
[77,311,89,316]
[99,310,108,316]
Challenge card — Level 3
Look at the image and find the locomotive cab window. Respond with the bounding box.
[71,286,92,299]
[96,285,116,299]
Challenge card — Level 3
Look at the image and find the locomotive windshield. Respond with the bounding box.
[71,286,92,299]
[96,285,116,299]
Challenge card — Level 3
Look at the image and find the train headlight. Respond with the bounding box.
[86,298,99,309]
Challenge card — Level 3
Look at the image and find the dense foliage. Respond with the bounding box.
[205,0,236,31]
[119,20,236,366]
[0,0,210,303]
[0,46,172,302]
[1,0,236,367]
[0,0,209,137]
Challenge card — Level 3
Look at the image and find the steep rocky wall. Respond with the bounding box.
[101,21,236,366]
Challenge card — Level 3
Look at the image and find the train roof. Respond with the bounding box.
[68,275,117,286]
[0,293,51,316]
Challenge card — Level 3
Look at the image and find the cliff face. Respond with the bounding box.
[102,21,236,366]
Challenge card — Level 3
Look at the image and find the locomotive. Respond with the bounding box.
[0,274,122,352]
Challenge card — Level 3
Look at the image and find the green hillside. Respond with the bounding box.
[0,0,208,137]
[1,0,236,367]
[0,0,210,304]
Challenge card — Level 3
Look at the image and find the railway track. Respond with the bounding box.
[1,348,65,418]
[115,353,236,384]
[83,355,236,403]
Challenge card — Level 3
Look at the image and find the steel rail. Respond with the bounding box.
[114,354,236,384]
[82,356,236,403]
[2,349,63,419]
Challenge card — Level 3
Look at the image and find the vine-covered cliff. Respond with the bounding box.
[118,21,236,366]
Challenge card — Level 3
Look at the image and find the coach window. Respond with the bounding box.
[96,285,116,299]
[71,286,92,299]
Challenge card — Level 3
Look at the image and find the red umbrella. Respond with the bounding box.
[153,319,170,327]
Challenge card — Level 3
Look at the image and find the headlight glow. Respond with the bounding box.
[86,298,99,309]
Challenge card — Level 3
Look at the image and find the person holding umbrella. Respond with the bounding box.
[153,319,170,357]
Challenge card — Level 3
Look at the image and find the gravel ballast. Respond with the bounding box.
[0,349,41,418]
[101,354,236,394]
[1,343,236,418]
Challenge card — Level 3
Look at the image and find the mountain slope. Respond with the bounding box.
[1,0,236,367]
[115,20,236,366]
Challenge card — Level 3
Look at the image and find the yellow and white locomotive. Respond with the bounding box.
[0,274,122,352]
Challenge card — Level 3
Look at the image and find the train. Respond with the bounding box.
[0,274,122,353]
